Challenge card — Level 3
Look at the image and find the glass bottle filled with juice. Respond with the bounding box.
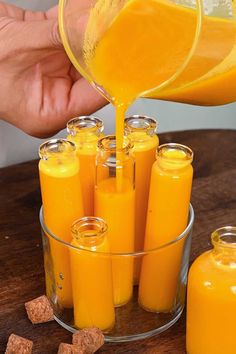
[124,115,159,284]
[95,135,135,307]
[187,226,236,354]
[39,139,84,308]
[139,143,193,312]
[70,216,115,332]
[67,116,104,216]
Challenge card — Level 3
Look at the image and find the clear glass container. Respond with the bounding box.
[187,226,236,354]
[40,205,194,342]
[125,115,159,283]
[67,116,104,215]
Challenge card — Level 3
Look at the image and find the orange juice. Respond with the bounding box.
[95,136,135,306]
[187,226,236,354]
[85,0,236,106]
[39,139,84,308]
[67,116,104,216]
[125,115,159,283]
[70,217,115,331]
[139,143,193,312]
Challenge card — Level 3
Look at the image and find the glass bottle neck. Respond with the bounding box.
[97,135,133,160]
[212,226,236,266]
[124,115,157,142]
[72,217,107,250]
[67,116,104,142]
[156,143,193,172]
[39,139,77,161]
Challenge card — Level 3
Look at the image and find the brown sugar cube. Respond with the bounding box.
[73,328,104,354]
[5,333,33,354]
[25,295,54,324]
[58,343,85,354]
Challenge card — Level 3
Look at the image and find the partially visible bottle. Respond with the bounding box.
[67,116,104,215]
[125,115,159,283]
[70,217,115,332]
[95,135,135,307]
[139,143,193,312]
[39,139,84,308]
[187,226,236,354]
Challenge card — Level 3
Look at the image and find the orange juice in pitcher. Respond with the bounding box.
[59,1,236,230]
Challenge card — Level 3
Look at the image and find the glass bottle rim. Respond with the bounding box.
[211,226,236,249]
[125,115,158,135]
[40,204,194,256]
[39,139,76,160]
[67,116,104,136]
[156,143,194,164]
[71,216,108,246]
[72,216,108,238]
[98,135,133,153]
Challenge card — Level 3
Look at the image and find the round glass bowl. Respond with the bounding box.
[40,205,194,343]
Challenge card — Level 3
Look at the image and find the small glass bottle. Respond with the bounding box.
[187,226,236,354]
[67,116,104,216]
[95,135,135,306]
[39,139,84,308]
[70,217,115,332]
[139,143,193,312]
[125,115,159,283]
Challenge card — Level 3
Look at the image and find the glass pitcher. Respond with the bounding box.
[59,0,236,107]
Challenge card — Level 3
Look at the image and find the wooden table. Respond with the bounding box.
[1,129,236,354]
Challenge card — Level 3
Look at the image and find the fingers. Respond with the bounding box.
[46,6,59,19]
[67,78,108,118]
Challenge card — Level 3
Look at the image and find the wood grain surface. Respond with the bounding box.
[1,129,236,354]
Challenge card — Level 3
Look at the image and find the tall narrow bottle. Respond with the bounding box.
[187,226,236,354]
[70,217,115,332]
[139,143,193,312]
[95,135,135,306]
[39,139,84,308]
[125,115,159,283]
[67,116,104,215]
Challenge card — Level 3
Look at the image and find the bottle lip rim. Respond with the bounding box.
[211,226,236,249]
[67,116,104,135]
[38,139,76,160]
[71,216,108,239]
[125,115,158,132]
[157,143,194,163]
[98,135,133,152]
[40,204,194,255]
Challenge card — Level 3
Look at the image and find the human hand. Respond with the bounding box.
[0,3,107,137]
